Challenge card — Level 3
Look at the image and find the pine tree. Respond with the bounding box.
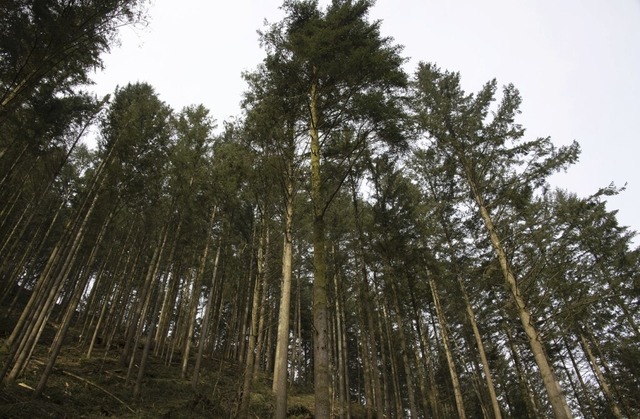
[258,2,407,415]
[411,62,580,418]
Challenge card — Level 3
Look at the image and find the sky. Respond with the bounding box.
[89,0,640,238]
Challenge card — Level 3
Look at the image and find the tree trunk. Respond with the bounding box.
[239,219,267,418]
[121,224,169,369]
[579,332,623,419]
[380,298,403,419]
[562,335,597,418]
[133,278,164,398]
[387,271,419,418]
[154,216,183,355]
[458,276,502,419]
[333,262,350,419]
[472,192,573,419]
[3,188,101,384]
[34,211,111,396]
[409,292,440,418]
[503,320,539,418]
[429,275,467,419]
[274,176,294,418]
[309,76,331,419]
[253,245,270,376]
[181,206,217,378]
[191,243,222,388]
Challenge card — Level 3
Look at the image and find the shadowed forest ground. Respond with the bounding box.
[0,303,318,418]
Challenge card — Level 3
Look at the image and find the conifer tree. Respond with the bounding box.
[258,2,407,414]
[411,62,580,418]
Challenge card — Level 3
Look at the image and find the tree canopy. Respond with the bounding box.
[1,2,638,418]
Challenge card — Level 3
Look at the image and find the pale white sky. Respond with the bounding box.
[90,0,640,238]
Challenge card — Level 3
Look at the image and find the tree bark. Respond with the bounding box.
[273,176,294,419]
[309,76,331,419]
[239,219,267,418]
[191,243,221,388]
[471,189,573,419]
[579,332,623,419]
[387,272,419,418]
[458,276,502,419]
[429,275,467,419]
[503,320,539,418]
[34,211,111,396]
[563,336,597,418]
[181,206,217,379]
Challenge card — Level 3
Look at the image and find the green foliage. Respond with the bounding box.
[1,2,639,418]
[262,0,409,154]
[0,0,147,119]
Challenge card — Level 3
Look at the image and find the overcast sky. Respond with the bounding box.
[90,0,640,238]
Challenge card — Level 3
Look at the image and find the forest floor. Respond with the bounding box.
[0,313,316,418]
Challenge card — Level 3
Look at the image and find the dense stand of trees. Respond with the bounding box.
[2,1,639,418]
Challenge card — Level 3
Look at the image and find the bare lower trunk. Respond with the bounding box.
[563,336,597,418]
[388,272,418,418]
[429,276,466,419]
[34,213,111,396]
[579,333,623,418]
[474,197,572,419]
[274,189,294,419]
[312,215,330,419]
[181,206,217,379]
[239,220,267,419]
[458,277,502,419]
[310,77,331,419]
[191,244,221,388]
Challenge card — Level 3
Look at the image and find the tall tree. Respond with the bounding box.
[411,62,580,418]
[259,2,407,415]
[241,60,305,418]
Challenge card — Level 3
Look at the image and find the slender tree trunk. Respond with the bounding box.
[458,277,502,419]
[121,224,169,368]
[181,206,217,378]
[380,298,403,419]
[3,188,101,383]
[408,292,439,418]
[579,332,623,419]
[350,178,384,419]
[290,271,300,385]
[86,222,138,359]
[472,191,573,419]
[33,211,110,396]
[429,275,467,419]
[239,219,266,419]
[337,272,350,419]
[125,250,163,385]
[503,320,539,418]
[179,268,197,378]
[563,335,597,418]
[192,243,221,388]
[558,346,590,419]
[264,304,275,374]
[365,300,385,419]
[274,180,294,419]
[253,253,270,375]
[309,75,331,419]
[387,271,419,418]
[154,216,183,354]
[133,278,164,398]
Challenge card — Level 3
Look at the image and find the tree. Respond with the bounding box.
[258,1,407,415]
[411,62,580,418]
[240,60,305,418]
[0,0,146,122]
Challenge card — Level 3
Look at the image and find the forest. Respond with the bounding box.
[1,1,639,418]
